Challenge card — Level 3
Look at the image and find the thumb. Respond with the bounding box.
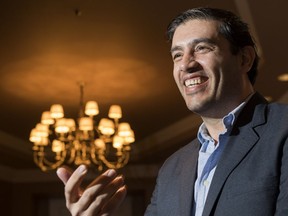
[56,166,73,185]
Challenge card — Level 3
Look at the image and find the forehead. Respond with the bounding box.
[172,19,221,46]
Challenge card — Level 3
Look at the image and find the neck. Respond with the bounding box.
[200,91,255,141]
[201,117,224,142]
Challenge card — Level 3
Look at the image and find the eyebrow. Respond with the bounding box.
[170,38,216,53]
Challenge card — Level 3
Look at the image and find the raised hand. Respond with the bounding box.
[57,165,127,216]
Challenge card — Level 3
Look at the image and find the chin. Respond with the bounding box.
[185,98,212,116]
[186,102,201,113]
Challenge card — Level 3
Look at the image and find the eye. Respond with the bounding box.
[172,52,183,61]
[195,44,213,53]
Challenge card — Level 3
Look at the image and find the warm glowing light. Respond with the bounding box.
[108,105,122,119]
[35,137,49,146]
[52,140,65,153]
[55,118,69,133]
[30,84,135,172]
[95,139,106,150]
[50,104,64,118]
[79,117,93,131]
[124,130,135,143]
[278,73,288,82]
[85,101,99,116]
[66,118,76,131]
[35,123,49,137]
[98,118,115,135]
[29,128,42,143]
[264,96,273,102]
[41,111,54,125]
[118,122,131,137]
[113,136,124,149]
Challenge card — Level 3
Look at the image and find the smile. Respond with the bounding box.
[184,77,208,87]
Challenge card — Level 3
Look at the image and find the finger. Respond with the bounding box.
[101,185,127,215]
[56,166,73,185]
[86,169,117,188]
[65,165,88,204]
[83,175,125,214]
[78,170,120,211]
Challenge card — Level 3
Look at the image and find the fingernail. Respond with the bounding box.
[119,185,127,192]
[105,169,116,177]
[77,165,87,174]
[56,168,63,177]
[115,175,125,184]
[119,174,125,181]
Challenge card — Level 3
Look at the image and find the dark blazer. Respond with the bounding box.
[145,93,288,216]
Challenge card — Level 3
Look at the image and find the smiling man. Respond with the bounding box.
[171,19,255,120]
[144,7,288,216]
[57,7,288,216]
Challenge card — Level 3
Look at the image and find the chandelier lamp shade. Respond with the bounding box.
[29,84,135,172]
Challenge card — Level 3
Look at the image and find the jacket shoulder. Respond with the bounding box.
[158,139,199,176]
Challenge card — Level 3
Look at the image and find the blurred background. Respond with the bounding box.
[0,0,287,215]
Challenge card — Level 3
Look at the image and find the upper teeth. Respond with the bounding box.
[185,77,202,87]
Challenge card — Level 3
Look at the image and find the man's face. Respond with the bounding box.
[171,19,246,118]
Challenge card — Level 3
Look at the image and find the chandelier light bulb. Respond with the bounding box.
[50,104,64,119]
[118,122,132,137]
[85,101,99,116]
[79,117,93,131]
[108,105,122,119]
[35,123,49,137]
[124,130,135,143]
[41,111,54,125]
[38,137,49,146]
[98,118,115,135]
[52,140,65,153]
[113,135,124,149]
[55,118,69,133]
[65,118,76,131]
[94,139,106,150]
[29,128,42,143]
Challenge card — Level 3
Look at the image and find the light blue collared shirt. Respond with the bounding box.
[193,94,253,216]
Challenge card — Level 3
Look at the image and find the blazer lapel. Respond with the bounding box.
[179,140,200,216]
[202,93,268,216]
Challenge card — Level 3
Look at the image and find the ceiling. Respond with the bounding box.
[0,0,287,173]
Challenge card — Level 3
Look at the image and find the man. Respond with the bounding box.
[57,7,288,216]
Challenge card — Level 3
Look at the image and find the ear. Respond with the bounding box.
[240,46,256,73]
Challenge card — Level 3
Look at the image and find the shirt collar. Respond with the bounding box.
[197,93,255,144]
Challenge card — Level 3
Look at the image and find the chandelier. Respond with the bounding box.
[29,84,135,172]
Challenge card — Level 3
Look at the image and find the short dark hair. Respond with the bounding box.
[167,7,259,85]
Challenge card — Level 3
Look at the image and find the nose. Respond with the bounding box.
[179,55,198,73]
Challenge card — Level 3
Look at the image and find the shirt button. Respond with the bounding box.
[203,180,209,187]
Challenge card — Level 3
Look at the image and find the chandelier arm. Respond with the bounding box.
[74,142,93,166]
[95,150,130,170]
[66,145,76,164]
[90,150,104,171]
[118,151,130,168]
[33,146,67,172]
[42,153,66,167]
[79,82,85,118]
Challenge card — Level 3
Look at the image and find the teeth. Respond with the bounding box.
[185,77,203,87]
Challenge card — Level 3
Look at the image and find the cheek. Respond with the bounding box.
[173,66,179,83]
